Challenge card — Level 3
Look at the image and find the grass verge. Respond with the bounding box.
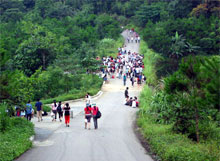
[140,41,161,86]
[41,87,100,105]
[0,117,34,161]
[30,74,103,111]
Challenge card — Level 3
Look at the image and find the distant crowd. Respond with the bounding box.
[100,29,144,108]
[15,29,143,129]
[126,28,141,43]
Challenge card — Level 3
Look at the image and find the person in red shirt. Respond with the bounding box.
[84,103,92,130]
[92,103,99,129]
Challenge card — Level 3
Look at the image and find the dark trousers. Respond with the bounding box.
[123,80,126,86]
[93,116,98,129]
[58,112,63,119]
[53,110,57,119]
[26,113,32,121]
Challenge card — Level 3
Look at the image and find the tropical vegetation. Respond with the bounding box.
[0,0,219,160]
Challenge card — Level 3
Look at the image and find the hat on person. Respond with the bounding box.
[86,103,90,107]
[92,103,96,107]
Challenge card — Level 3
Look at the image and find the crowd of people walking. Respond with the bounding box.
[49,95,101,129]
[101,29,144,108]
[16,29,143,129]
[126,28,140,43]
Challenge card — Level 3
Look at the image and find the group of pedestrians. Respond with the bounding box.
[126,29,140,43]
[124,87,139,108]
[51,100,69,124]
[15,99,42,122]
[84,93,101,130]
[51,101,71,127]
[84,103,100,130]
[100,30,143,108]
[101,41,145,87]
[20,93,100,130]
[49,97,101,129]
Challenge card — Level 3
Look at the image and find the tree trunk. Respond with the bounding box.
[42,52,46,70]
[195,108,200,143]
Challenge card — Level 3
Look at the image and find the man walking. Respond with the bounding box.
[35,99,43,122]
[130,75,135,86]
[125,87,129,99]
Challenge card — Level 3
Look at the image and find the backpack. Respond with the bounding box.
[57,105,62,112]
[96,110,102,119]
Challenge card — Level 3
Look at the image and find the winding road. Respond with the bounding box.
[15,31,153,161]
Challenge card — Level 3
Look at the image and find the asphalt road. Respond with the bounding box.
[15,31,153,161]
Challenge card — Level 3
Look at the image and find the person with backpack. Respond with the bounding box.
[57,101,63,122]
[84,103,92,130]
[92,103,99,129]
[26,100,32,121]
[51,100,57,122]
[64,103,70,127]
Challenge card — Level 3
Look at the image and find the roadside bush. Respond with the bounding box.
[0,116,34,161]
[39,74,103,105]
[138,86,220,161]
[148,56,220,142]
[149,91,176,124]
[0,103,10,132]
[140,41,161,86]
[97,37,123,58]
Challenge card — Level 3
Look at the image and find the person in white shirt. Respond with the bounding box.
[138,36,140,43]
[132,99,136,108]
[85,93,91,105]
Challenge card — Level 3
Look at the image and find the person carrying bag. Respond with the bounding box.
[92,103,101,129]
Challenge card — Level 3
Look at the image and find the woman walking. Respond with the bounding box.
[85,93,91,104]
[84,103,92,130]
[92,103,99,129]
[51,100,57,121]
[57,101,63,122]
[64,103,70,127]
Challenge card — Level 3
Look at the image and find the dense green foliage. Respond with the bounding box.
[138,0,219,78]
[0,0,124,109]
[1,0,219,160]
[140,41,161,86]
[138,44,220,161]
[150,56,220,141]
[0,104,34,161]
